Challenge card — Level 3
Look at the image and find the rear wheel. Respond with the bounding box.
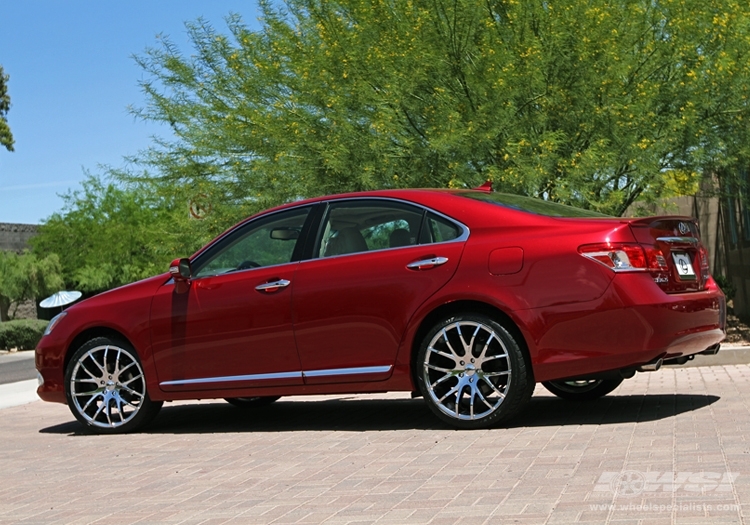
[225,396,281,408]
[542,378,623,401]
[416,313,533,429]
[65,337,162,434]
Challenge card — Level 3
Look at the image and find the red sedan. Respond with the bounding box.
[35,188,726,433]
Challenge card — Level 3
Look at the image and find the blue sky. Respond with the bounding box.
[0,2,262,224]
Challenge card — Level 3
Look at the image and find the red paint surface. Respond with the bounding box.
[36,189,725,404]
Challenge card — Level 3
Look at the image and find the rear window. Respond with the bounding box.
[457,191,610,218]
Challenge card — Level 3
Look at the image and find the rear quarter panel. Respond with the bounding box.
[393,204,637,385]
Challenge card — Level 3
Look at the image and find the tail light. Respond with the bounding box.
[579,243,668,272]
[698,245,710,282]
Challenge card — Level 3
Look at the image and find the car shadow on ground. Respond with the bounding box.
[40,392,719,435]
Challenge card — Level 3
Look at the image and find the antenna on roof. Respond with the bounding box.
[473,180,493,193]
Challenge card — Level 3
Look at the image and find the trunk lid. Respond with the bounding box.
[628,217,709,293]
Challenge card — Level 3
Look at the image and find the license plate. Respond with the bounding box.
[672,252,696,280]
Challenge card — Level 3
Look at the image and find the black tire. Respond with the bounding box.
[64,337,163,434]
[416,313,533,429]
[542,378,624,401]
[224,396,281,408]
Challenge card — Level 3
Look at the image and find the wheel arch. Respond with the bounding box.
[64,326,135,372]
[409,300,535,388]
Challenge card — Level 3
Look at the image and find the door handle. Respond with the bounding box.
[255,279,291,293]
[406,257,449,271]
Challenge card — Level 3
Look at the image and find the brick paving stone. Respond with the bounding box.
[1,366,750,524]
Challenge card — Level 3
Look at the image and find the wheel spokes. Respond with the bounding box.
[70,344,146,429]
[424,321,511,421]
[428,345,457,363]
[441,328,459,358]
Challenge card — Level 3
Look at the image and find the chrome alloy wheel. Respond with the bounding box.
[552,379,603,393]
[69,344,147,429]
[542,377,623,401]
[422,320,512,421]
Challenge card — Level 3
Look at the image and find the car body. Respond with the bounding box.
[36,188,726,432]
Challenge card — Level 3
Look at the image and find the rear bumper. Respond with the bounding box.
[521,273,726,382]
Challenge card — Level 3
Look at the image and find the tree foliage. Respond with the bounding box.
[0,251,63,322]
[0,64,14,152]
[31,175,207,293]
[128,0,750,216]
[32,0,750,293]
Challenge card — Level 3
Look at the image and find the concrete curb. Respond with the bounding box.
[673,343,750,367]
[0,350,36,361]
[0,379,39,410]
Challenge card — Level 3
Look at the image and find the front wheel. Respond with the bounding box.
[542,378,623,401]
[65,337,162,434]
[416,313,533,429]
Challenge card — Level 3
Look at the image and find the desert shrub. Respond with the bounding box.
[0,319,49,350]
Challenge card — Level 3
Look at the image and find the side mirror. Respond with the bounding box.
[169,258,192,282]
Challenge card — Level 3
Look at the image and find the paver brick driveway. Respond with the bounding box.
[1,365,749,524]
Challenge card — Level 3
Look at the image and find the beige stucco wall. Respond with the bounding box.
[0,223,38,252]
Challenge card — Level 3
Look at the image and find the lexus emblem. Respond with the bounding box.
[678,222,690,235]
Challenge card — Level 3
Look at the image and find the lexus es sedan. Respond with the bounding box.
[35,187,726,433]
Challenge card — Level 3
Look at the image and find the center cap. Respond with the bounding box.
[105,381,117,391]
[464,363,477,376]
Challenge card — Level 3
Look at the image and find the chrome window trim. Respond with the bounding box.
[189,205,314,279]
[165,196,470,280]
[159,365,392,387]
[312,197,470,261]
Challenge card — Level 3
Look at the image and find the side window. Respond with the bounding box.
[419,212,463,244]
[319,200,424,257]
[193,207,310,278]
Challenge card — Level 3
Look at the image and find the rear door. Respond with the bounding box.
[291,198,467,384]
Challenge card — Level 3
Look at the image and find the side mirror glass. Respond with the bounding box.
[270,227,300,241]
[169,258,192,281]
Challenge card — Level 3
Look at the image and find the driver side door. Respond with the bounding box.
[150,206,313,393]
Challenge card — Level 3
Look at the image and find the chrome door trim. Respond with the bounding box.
[159,365,392,387]
[160,371,302,387]
[302,365,392,378]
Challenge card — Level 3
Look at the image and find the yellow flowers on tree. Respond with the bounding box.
[129,0,750,217]
[33,0,750,293]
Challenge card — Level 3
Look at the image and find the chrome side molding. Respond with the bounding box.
[160,365,392,388]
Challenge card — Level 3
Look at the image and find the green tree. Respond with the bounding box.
[128,0,750,217]
[32,0,750,296]
[0,252,63,322]
[0,64,14,152]
[31,175,207,292]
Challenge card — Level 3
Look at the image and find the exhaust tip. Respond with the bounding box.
[638,358,663,372]
[698,343,721,356]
